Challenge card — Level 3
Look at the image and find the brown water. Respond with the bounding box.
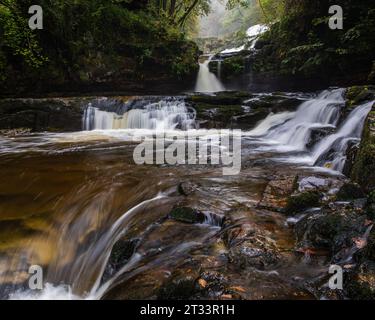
[0,129,338,300]
[1,89,369,299]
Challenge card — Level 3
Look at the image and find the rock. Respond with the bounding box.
[336,183,365,201]
[169,207,205,224]
[258,175,298,212]
[306,127,335,149]
[346,261,375,300]
[178,181,198,196]
[346,86,375,108]
[0,128,31,136]
[286,191,322,215]
[157,269,200,300]
[343,141,360,176]
[102,238,139,282]
[228,237,281,270]
[0,98,86,132]
[295,207,368,254]
[298,176,330,192]
[243,94,304,113]
[198,271,229,298]
[351,100,375,193]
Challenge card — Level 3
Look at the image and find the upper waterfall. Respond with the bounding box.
[195,56,225,93]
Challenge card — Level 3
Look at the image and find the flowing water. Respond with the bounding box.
[0,88,372,300]
[195,56,225,93]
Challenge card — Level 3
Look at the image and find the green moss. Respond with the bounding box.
[336,183,365,200]
[351,107,375,193]
[221,56,245,79]
[346,86,375,107]
[286,191,321,214]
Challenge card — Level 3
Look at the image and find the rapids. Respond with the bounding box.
[0,88,373,300]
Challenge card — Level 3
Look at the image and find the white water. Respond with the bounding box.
[221,24,269,54]
[312,101,373,171]
[247,89,373,172]
[195,56,225,93]
[83,100,196,131]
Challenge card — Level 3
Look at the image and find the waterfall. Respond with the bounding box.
[312,101,373,171]
[195,56,225,93]
[83,99,196,131]
[248,89,373,173]
[261,89,344,150]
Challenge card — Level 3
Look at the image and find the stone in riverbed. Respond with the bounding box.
[295,206,368,255]
[336,182,365,201]
[102,238,139,282]
[178,181,198,196]
[168,207,205,224]
[257,175,298,212]
[285,191,322,215]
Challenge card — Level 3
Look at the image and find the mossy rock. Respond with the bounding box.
[187,92,251,106]
[351,106,375,193]
[346,86,375,107]
[157,276,198,300]
[169,207,205,224]
[336,182,365,200]
[286,191,321,214]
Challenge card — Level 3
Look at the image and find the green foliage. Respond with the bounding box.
[0,0,202,93]
[253,0,375,82]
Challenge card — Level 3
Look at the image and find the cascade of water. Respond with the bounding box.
[247,90,342,144]
[263,89,344,150]
[248,89,373,173]
[83,100,196,131]
[195,56,225,93]
[312,101,373,171]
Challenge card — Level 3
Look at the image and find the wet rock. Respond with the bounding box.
[307,127,335,149]
[295,207,368,255]
[0,98,87,132]
[356,226,375,262]
[351,101,375,193]
[258,175,298,212]
[298,176,330,192]
[336,182,365,201]
[228,237,281,270]
[157,269,200,300]
[169,207,205,224]
[178,181,198,196]
[102,238,139,282]
[198,271,229,298]
[286,191,322,215]
[0,128,32,137]
[187,91,252,106]
[243,94,304,113]
[343,141,360,176]
[346,261,375,300]
[346,86,375,108]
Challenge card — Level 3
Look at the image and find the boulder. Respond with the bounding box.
[169,207,205,224]
[257,175,298,212]
[286,191,322,215]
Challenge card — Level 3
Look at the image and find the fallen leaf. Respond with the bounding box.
[198,278,207,288]
[221,294,233,299]
[229,286,246,293]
